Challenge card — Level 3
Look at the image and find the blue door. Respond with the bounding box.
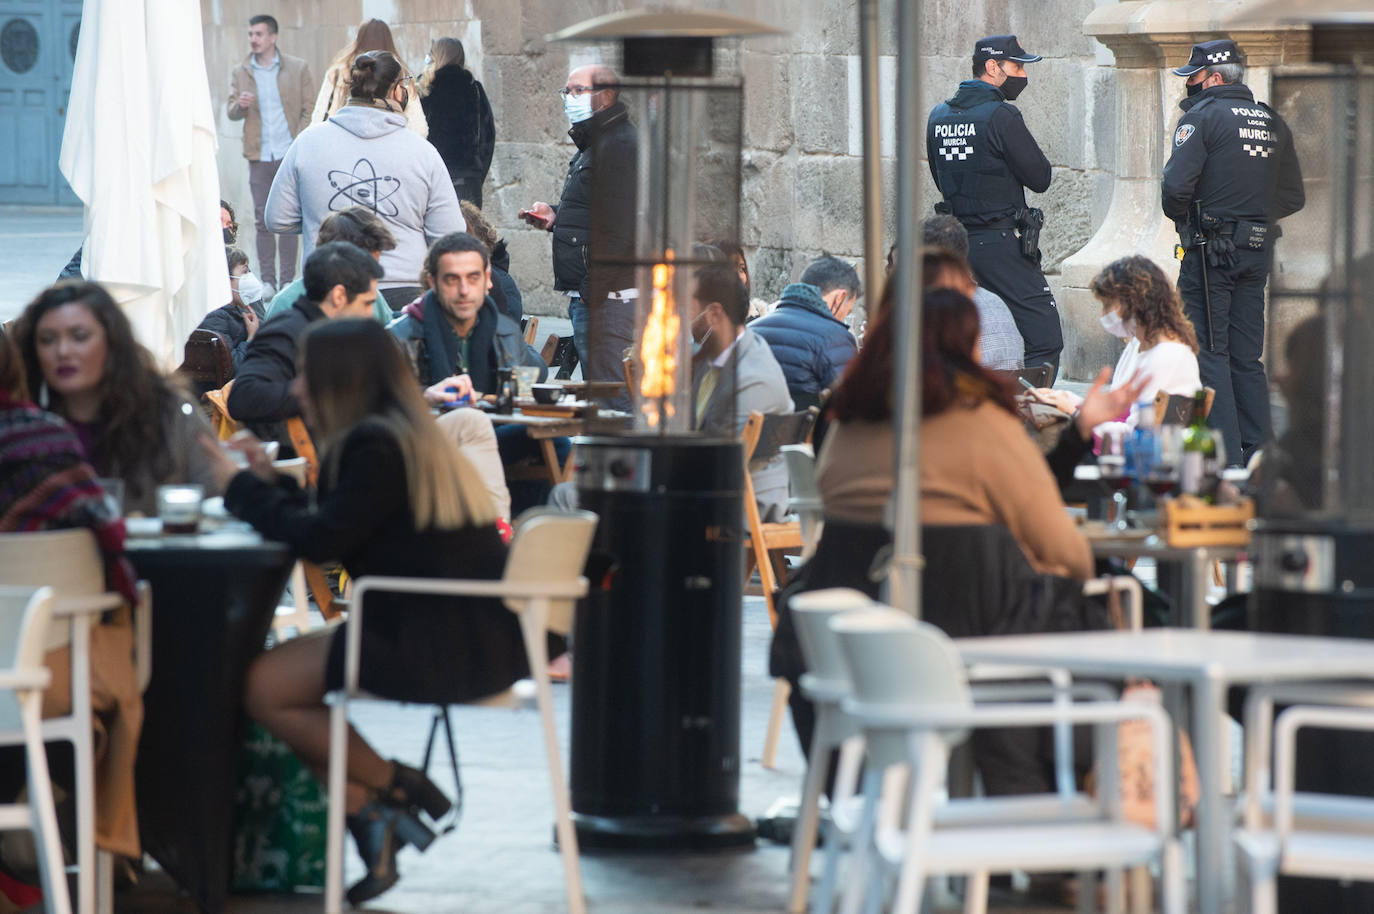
[0,0,82,204]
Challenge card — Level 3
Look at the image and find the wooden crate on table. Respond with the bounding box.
[1161,496,1255,547]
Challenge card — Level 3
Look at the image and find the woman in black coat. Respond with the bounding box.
[203,319,526,905]
[418,38,495,207]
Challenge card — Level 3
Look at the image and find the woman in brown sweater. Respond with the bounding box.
[818,287,1092,579]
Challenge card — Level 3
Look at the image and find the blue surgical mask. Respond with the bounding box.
[564,93,593,124]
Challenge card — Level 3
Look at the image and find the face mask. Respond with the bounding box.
[690,310,713,356]
[564,92,593,124]
[1000,75,1028,101]
[235,271,264,304]
[223,225,236,244]
[1099,309,1132,339]
[424,55,432,68]
[1186,79,1205,98]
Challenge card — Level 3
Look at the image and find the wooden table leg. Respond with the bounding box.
[539,437,567,486]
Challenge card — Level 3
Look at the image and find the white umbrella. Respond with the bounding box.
[59,0,228,367]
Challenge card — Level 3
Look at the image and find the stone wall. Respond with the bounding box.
[202,0,1119,372]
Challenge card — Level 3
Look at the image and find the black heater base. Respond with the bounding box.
[571,811,756,851]
[569,436,756,854]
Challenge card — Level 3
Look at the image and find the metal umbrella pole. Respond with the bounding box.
[858,0,885,309]
[887,0,923,617]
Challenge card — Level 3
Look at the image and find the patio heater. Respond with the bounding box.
[547,9,781,850]
[1247,25,1374,913]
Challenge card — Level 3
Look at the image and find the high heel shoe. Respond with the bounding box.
[388,760,453,821]
[344,802,437,906]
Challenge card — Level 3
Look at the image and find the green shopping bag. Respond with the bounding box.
[231,723,327,891]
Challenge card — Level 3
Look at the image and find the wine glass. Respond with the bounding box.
[1145,425,1183,498]
[1098,428,1131,530]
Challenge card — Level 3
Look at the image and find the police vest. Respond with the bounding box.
[928,98,1024,223]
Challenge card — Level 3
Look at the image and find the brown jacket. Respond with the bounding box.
[227,51,314,160]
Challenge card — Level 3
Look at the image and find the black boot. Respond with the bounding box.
[388,761,452,821]
[344,802,436,906]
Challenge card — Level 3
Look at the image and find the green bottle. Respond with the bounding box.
[1180,390,1215,498]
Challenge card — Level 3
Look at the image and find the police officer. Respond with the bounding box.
[1162,39,1304,465]
[927,35,1061,378]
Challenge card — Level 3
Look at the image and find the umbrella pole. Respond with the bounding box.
[858,0,885,307]
[887,0,923,617]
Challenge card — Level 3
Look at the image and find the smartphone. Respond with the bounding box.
[1018,377,1072,414]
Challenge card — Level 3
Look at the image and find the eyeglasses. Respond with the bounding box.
[558,84,598,98]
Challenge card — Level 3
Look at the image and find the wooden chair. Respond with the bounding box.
[1000,361,1053,389]
[549,336,579,380]
[283,417,345,622]
[1154,387,1215,426]
[522,316,540,347]
[540,333,561,367]
[740,408,818,769]
[178,330,234,397]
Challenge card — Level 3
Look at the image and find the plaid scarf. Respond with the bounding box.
[0,394,137,603]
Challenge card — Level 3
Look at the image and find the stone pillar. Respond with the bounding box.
[1057,0,1310,379]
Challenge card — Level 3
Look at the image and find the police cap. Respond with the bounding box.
[972,35,1043,70]
[1172,39,1242,77]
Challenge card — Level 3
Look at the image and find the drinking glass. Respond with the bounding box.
[1145,425,1184,498]
[1098,428,1131,530]
[157,484,204,535]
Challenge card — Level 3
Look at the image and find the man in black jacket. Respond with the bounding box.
[227,241,382,447]
[1162,39,1305,465]
[927,35,1061,378]
[520,64,636,409]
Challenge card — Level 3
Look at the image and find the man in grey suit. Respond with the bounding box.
[690,262,795,520]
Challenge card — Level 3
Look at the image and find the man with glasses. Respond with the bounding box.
[520,65,637,410]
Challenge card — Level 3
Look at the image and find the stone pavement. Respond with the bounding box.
[116,593,1068,914]
[0,206,84,324]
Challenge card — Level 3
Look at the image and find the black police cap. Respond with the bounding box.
[1172,39,1242,77]
[972,35,1043,69]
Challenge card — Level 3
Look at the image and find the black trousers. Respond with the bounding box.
[967,228,1063,380]
[1177,247,1271,465]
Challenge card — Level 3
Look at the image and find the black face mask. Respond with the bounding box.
[1186,80,1204,98]
[1000,75,1028,101]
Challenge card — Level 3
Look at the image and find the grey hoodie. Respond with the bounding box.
[264,101,464,289]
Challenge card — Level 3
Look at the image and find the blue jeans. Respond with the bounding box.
[496,425,571,517]
[568,295,635,411]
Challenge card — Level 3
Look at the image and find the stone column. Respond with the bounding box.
[1057,0,1310,380]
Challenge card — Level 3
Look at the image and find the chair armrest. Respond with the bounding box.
[0,669,52,691]
[1273,704,1374,840]
[1240,682,1374,828]
[968,682,1117,703]
[845,697,1175,833]
[53,592,125,617]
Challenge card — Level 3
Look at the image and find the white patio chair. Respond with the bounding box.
[1234,684,1374,914]
[0,529,151,914]
[830,609,1185,914]
[0,586,70,914]
[324,510,597,914]
[788,592,1102,914]
[781,444,824,561]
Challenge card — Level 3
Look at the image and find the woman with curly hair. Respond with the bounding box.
[15,282,221,515]
[1036,255,1200,431]
[311,18,427,135]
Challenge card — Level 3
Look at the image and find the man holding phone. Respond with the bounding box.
[520,64,636,410]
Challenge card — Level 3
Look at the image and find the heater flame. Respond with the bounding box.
[639,261,678,428]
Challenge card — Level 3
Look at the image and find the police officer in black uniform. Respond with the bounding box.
[1162,39,1304,465]
[927,35,1061,378]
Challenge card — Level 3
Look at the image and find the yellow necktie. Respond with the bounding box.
[695,366,719,427]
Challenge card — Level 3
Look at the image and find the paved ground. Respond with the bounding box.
[113,594,1076,914]
[0,206,84,323]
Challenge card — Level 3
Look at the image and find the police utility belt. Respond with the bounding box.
[1175,214,1276,263]
[935,203,1044,261]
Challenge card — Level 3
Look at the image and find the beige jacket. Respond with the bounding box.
[227,51,314,160]
[311,63,428,137]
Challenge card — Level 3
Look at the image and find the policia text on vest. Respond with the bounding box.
[927,34,1061,380]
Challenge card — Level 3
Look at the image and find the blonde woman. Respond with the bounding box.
[204,319,528,904]
[311,18,427,136]
[417,37,494,206]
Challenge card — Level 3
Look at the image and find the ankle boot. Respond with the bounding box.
[387,761,452,821]
[344,803,400,906]
[344,801,436,906]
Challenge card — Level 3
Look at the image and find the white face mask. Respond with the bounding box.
[424,54,432,68]
[235,271,264,304]
[564,92,594,124]
[1099,308,1133,339]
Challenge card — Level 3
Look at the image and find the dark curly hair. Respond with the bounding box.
[15,282,182,485]
[1090,255,1199,353]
